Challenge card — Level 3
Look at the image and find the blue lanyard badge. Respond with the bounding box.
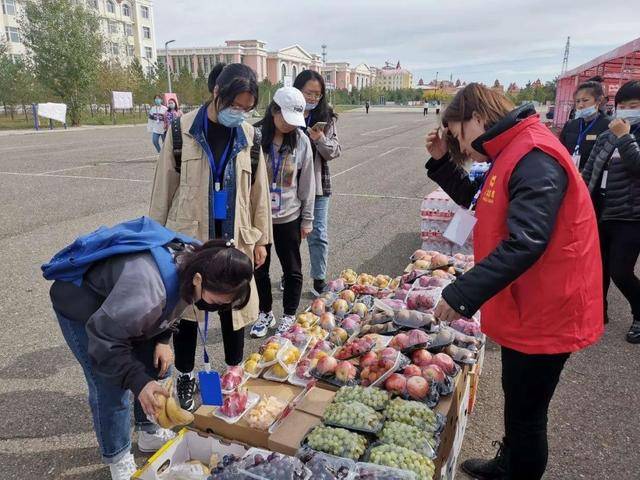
[270,145,284,213]
[305,113,313,129]
[203,115,234,220]
[469,163,495,211]
[197,311,223,406]
[574,117,598,154]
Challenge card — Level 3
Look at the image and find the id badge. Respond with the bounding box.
[214,189,228,220]
[571,153,581,168]
[198,368,223,406]
[270,188,282,213]
[444,208,477,246]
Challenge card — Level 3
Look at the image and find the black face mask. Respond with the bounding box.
[194,299,223,312]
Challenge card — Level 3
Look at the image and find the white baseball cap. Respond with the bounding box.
[273,87,306,127]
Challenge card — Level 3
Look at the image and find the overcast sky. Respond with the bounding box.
[153,0,639,86]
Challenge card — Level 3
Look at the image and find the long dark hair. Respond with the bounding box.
[293,70,337,123]
[208,63,227,94]
[259,102,299,154]
[178,239,253,310]
[213,63,259,112]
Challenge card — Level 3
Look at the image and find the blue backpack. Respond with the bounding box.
[42,216,198,315]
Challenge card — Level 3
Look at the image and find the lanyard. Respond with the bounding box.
[305,112,313,128]
[270,145,284,189]
[203,114,234,191]
[469,162,495,211]
[574,116,599,153]
[196,309,212,365]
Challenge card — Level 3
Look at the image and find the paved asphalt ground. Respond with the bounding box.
[0,107,637,479]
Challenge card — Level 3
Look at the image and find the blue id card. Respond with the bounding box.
[214,189,228,220]
[270,188,282,213]
[198,368,223,406]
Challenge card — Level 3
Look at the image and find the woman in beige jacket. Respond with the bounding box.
[149,63,271,410]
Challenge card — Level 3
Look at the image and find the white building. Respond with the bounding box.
[1,0,157,71]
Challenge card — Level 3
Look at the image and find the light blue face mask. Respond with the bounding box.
[305,102,318,111]
[615,108,640,124]
[575,105,597,119]
[218,108,249,128]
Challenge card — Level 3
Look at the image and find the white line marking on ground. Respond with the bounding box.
[331,147,410,178]
[360,125,398,135]
[39,155,157,174]
[0,171,150,183]
[334,193,422,201]
[379,146,410,157]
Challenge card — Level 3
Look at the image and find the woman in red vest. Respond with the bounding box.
[425,84,603,480]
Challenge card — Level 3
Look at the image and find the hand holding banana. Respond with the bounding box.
[140,377,194,428]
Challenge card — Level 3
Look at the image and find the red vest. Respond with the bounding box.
[474,115,604,354]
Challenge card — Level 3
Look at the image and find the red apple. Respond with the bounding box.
[407,375,430,400]
[421,364,446,383]
[380,347,398,361]
[403,364,422,377]
[360,351,378,368]
[384,373,407,395]
[412,349,433,367]
[319,312,336,331]
[339,289,356,303]
[311,298,326,316]
[316,356,338,375]
[433,353,456,375]
[407,329,430,347]
[335,361,357,383]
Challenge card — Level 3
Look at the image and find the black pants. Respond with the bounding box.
[501,346,570,480]
[600,220,640,322]
[173,310,245,373]
[254,217,303,316]
[423,108,428,116]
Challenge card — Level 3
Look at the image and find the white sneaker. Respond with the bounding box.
[137,428,176,453]
[250,311,275,338]
[277,315,296,335]
[109,452,137,480]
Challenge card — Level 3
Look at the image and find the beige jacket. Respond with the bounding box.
[149,104,272,330]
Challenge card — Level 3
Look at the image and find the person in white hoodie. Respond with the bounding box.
[251,87,316,337]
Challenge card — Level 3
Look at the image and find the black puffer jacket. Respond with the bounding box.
[559,113,611,170]
[425,105,568,316]
[582,129,640,221]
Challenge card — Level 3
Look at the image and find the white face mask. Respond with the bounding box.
[615,108,640,124]
[575,105,597,119]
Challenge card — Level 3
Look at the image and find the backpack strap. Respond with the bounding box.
[250,126,261,186]
[172,117,183,174]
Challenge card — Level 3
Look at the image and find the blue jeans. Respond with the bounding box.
[308,195,330,281]
[152,132,166,153]
[55,311,159,464]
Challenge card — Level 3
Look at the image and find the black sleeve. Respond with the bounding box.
[155,328,173,345]
[425,154,482,208]
[559,123,569,151]
[582,134,606,185]
[442,150,569,316]
[617,133,640,177]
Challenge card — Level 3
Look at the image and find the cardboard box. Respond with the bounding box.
[468,344,486,414]
[268,409,322,456]
[437,373,472,480]
[132,428,248,479]
[296,385,335,417]
[192,378,302,449]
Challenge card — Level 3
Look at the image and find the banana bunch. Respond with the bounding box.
[155,377,195,429]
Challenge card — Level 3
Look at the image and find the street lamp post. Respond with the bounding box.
[164,39,176,93]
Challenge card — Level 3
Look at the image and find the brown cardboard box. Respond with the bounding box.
[296,386,335,417]
[268,410,322,456]
[192,378,302,449]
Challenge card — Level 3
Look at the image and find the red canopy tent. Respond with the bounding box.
[554,37,640,128]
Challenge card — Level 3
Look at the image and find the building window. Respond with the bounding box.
[143,26,151,39]
[110,42,119,55]
[2,0,16,15]
[106,0,115,14]
[292,65,297,79]
[122,3,130,16]
[124,23,132,37]
[141,6,149,19]
[145,47,153,59]
[108,20,119,34]
[88,0,98,9]
[5,26,20,43]
[127,45,134,57]
[281,64,287,80]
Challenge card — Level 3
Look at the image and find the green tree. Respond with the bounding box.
[21,0,103,125]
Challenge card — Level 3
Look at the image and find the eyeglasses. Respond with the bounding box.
[302,90,323,100]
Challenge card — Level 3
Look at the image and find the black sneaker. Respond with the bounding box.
[460,440,507,480]
[176,373,196,411]
[310,279,328,297]
[626,321,640,344]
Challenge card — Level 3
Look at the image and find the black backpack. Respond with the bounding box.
[170,117,261,185]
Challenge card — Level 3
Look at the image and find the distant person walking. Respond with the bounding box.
[365,100,370,114]
[164,98,183,132]
[423,100,429,116]
[435,100,441,115]
[148,95,168,153]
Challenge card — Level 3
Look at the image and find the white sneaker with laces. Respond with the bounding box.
[109,452,137,480]
[277,315,296,334]
[251,311,275,338]
[137,428,176,453]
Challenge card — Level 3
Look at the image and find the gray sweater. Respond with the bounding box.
[265,129,316,229]
[50,252,187,396]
